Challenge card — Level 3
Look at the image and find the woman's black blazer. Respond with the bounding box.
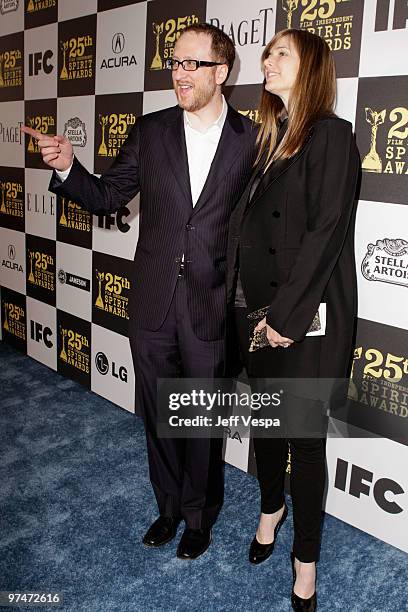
[226,116,360,378]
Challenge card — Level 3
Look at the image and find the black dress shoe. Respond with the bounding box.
[142,516,181,547]
[249,505,288,564]
[290,552,317,612]
[176,527,212,560]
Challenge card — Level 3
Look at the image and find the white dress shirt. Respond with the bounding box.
[183,95,227,206]
[56,96,228,202]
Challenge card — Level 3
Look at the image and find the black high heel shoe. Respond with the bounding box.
[290,552,317,611]
[249,505,288,564]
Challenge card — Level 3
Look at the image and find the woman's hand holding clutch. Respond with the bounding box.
[254,317,294,349]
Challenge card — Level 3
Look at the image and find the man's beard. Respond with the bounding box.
[175,79,217,112]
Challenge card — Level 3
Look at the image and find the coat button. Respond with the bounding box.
[269,247,276,255]
[272,211,280,218]
[186,224,195,230]
[270,281,278,287]
[175,257,181,263]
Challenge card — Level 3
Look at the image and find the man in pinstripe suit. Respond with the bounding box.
[22,24,257,560]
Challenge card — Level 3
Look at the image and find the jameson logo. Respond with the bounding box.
[27,249,55,291]
[3,301,25,340]
[0,180,23,218]
[362,239,408,288]
[98,113,136,158]
[59,325,90,374]
[0,0,19,14]
[26,0,56,12]
[64,117,87,147]
[280,0,354,50]
[150,14,199,71]
[60,35,94,81]
[238,109,260,123]
[58,269,90,292]
[0,49,23,89]
[348,345,408,419]
[95,270,130,319]
[26,115,55,154]
[362,106,408,176]
[59,197,91,232]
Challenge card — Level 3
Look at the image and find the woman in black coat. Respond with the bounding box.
[226,29,360,611]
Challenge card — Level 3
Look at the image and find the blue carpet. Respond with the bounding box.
[0,341,406,612]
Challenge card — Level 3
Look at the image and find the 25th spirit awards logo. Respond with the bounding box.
[0,48,23,89]
[0,0,19,14]
[27,248,54,291]
[97,112,136,158]
[59,197,91,232]
[95,270,130,319]
[25,114,55,154]
[3,300,25,340]
[150,14,199,71]
[26,0,56,12]
[59,325,90,374]
[362,238,408,288]
[361,106,408,176]
[60,35,94,81]
[0,180,23,219]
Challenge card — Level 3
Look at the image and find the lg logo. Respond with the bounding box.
[335,458,404,514]
[95,351,127,382]
[97,207,131,232]
[28,50,54,76]
[30,320,53,348]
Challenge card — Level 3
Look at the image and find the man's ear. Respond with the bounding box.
[216,64,229,86]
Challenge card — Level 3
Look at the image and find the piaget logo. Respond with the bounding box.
[98,113,136,158]
[63,117,87,147]
[283,0,353,51]
[60,35,93,81]
[362,106,408,175]
[95,270,130,319]
[0,0,19,14]
[0,180,23,218]
[26,115,55,154]
[27,0,56,13]
[348,345,408,419]
[3,301,25,340]
[150,14,199,71]
[59,197,91,232]
[362,238,408,288]
[27,249,55,291]
[59,325,90,373]
[0,49,23,89]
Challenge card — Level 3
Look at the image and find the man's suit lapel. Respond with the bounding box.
[192,106,247,215]
[162,108,193,207]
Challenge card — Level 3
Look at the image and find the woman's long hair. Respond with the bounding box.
[256,29,336,167]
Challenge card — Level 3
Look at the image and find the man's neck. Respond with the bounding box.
[185,93,224,133]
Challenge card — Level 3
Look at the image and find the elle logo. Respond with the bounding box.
[334,458,404,514]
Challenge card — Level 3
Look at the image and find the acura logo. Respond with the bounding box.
[8,244,16,260]
[112,33,125,54]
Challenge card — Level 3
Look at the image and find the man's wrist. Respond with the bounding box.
[56,158,74,181]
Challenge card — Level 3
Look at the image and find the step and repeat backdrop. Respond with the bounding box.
[0,0,407,552]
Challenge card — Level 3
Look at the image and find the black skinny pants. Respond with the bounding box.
[234,307,326,563]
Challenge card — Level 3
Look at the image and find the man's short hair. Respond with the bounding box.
[179,23,235,78]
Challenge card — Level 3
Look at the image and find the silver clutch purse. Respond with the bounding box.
[247,306,322,352]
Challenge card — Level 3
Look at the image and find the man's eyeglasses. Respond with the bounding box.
[166,58,224,72]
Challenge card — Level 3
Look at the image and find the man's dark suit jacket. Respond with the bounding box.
[49,105,257,341]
